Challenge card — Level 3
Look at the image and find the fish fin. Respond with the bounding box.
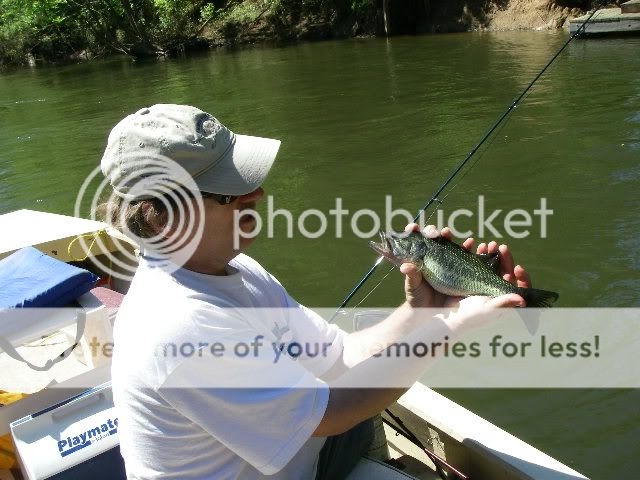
[432,236,452,244]
[516,287,559,308]
[477,252,501,273]
[433,237,501,272]
[432,236,466,250]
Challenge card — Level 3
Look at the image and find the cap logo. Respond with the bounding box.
[200,117,222,137]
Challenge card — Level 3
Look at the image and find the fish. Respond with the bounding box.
[369,231,559,307]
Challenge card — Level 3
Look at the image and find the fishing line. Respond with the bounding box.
[424,110,511,216]
[350,264,396,310]
[431,74,548,216]
[428,82,543,220]
[333,4,604,316]
[333,86,533,318]
[350,128,504,314]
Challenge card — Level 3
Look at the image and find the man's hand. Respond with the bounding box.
[401,223,530,309]
[319,224,535,436]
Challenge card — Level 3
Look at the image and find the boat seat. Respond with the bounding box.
[346,457,422,479]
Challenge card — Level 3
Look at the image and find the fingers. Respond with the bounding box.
[400,262,423,290]
[406,223,441,239]
[404,223,441,239]
[401,262,438,307]
[399,262,418,276]
[475,242,524,287]
[401,224,473,255]
[423,225,439,239]
[404,223,448,240]
[423,224,474,249]
[486,293,525,309]
[514,264,531,288]
[498,244,515,284]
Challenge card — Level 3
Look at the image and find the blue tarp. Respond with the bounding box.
[0,247,99,308]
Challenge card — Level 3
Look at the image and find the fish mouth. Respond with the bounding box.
[368,231,404,267]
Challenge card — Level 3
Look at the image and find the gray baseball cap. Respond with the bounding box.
[101,104,281,199]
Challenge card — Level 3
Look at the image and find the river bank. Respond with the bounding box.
[0,0,616,68]
[207,0,599,47]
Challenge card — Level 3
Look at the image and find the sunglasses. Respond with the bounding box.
[200,191,238,205]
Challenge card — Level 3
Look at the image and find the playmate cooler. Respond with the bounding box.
[10,382,126,479]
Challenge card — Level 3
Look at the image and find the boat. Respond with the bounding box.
[570,1,640,36]
[0,209,589,479]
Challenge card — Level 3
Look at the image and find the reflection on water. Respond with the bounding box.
[1,31,639,478]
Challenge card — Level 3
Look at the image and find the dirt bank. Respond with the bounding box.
[0,0,619,68]
[205,0,620,48]
[481,0,603,31]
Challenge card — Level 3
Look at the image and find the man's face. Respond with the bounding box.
[183,187,264,272]
[219,187,264,252]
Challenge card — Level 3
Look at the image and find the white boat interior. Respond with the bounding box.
[0,209,589,479]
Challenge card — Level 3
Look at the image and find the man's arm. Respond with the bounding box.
[313,224,530,437]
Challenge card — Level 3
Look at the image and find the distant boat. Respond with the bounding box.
[570,1,640,36]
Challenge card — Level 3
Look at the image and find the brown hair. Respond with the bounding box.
[96,194,183,240]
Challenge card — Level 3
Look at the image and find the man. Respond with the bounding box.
[102,104,529,479]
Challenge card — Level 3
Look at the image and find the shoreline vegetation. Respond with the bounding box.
[0,0,616,69]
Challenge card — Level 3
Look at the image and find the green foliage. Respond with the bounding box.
[221,0,273,24]
[0,0,375,67]
[200,3,216,23]
[153,0,201,44]
[0,0,216,66]
[350,0,372,13]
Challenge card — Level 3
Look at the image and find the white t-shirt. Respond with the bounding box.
[111,254,346,479]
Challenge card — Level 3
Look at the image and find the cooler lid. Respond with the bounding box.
[10,382,119,480]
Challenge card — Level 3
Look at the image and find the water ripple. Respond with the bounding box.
[611,165,640,183]
[592,279,640,307]
[626,111,640,124]
[10,99,47,105]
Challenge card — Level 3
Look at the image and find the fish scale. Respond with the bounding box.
[369,231,559,308]
[420,236,517,298]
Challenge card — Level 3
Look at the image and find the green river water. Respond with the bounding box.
[1,31,639,477]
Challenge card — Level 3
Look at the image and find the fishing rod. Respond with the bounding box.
[383,410,468,480]
[333,5,604,478]
[334,4,604,314]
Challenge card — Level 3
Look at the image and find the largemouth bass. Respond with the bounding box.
[369,231,558,307]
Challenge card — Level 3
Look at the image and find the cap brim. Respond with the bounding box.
[195,134,281,196]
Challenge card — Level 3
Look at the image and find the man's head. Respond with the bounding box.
[99,104,280,273]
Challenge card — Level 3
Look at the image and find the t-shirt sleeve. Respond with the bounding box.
[232,255,347,377]
[157,327,329,475]
[281,293,347,378]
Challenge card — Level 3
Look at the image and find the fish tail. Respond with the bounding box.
[516,287,559,308]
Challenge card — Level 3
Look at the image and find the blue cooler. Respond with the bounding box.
[10,382,126,480]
